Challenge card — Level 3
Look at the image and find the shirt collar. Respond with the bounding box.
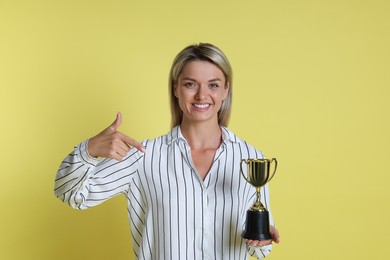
[221,126,239,144]
[166,125,239,145]
[165,125,184,145]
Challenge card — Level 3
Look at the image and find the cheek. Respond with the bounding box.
[177,88,195,101]
[176,91,192,109]
[214,90,228,103]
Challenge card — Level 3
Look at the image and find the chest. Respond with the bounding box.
[136,146,251,212]
[191,149,216,180]
[132,141,257,206]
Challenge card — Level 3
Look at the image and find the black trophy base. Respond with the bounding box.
[242,210,271,240]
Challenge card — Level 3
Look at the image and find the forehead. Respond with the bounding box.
[179,60,225,81]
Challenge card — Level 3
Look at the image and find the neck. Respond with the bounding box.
[180,121,222,150]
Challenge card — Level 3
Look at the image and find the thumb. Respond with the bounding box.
[108,112,122,131]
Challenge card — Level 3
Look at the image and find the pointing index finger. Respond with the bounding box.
[120,133,145,153]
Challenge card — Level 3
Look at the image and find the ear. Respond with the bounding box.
[222,82,230,100]
[173,83,178,98]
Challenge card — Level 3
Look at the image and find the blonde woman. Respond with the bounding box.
[54,43,280,259]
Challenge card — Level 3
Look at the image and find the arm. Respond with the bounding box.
[54,112,145,209]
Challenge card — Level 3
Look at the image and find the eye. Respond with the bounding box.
[209,83,219,88]
[184,82,197,88]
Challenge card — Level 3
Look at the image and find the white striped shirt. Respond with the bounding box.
[54,126,274,259]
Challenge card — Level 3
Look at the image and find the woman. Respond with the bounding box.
[54,43,280,259]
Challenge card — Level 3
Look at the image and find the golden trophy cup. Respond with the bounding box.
[241,158,277,240]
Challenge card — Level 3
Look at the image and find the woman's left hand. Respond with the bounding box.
[245,226,280,247]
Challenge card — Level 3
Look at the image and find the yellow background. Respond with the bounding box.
[1,0,389,259]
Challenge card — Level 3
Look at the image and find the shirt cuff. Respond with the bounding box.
[77,139,100,167]
[248,243,272,259]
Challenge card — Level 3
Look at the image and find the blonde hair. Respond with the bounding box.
[169,43,233,128]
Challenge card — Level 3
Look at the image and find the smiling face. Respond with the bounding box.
[174,60,229,126]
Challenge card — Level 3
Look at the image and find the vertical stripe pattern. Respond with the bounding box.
[54,126,274,259]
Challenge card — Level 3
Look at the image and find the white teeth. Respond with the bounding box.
[193,104,210,109]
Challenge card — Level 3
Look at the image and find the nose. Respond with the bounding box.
[195,85,207,100]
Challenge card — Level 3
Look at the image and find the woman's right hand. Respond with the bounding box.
[88,112,145,161]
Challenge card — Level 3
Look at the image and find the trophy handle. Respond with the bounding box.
[268,158,278,182]
[240,160,250,182]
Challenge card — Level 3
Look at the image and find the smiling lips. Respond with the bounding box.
[193,103,210,109]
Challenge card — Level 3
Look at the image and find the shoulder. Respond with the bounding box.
[140,127,179,151]
[221,127,264,159]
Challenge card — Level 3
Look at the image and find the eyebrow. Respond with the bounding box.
[182,77,222,82]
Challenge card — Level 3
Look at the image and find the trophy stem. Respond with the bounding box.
[250,187,266,212]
